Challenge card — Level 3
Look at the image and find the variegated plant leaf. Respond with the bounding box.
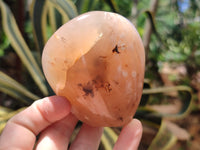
[0,71,40,104]
[29,0,47,54]
[48,0,78,20]
[147,120,177,150]
[142,85,193,119]
[101,127,118,150]
[0,1,48,96]
[75,0,99,14]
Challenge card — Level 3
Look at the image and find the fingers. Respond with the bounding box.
[113,119,143,150]
[0,95,143,150]
[35,113,78,150]
[69,124,103,150]
[0,96,71,150]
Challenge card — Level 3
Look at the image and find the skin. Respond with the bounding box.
[0,96,142,150]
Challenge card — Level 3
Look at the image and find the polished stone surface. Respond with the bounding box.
[42,11,145,127]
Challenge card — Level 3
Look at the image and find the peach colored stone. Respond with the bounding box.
[42,11,145,127]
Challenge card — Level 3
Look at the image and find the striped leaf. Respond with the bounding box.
[44,0,78,43]
[0,1,48,96]
[30,0,78,54]
[0,108,25,122]
[148,120,177,150]
[29,0,47,54]
[47,1,69,34]
[101,127,118,150]
[0,71,40,104]
[0,106,12,117]
[0,122,6,134]
[0,107,26,133]
[136,108,162,129]
[48,0,78,20]
[48,2,60,33]
[142,85,193,119]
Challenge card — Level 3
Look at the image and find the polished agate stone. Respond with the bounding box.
[42,11,145,127]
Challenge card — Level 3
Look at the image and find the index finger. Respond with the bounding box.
[113,119,143,150]
[0,96,71,150]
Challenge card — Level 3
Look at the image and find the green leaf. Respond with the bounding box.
[48,0,78,20]
[144,10,163,46]
[148,120,177,150]
[0,71,40,104]
[47,1,70,33]
[48,2,61,33]
[144,10,157,34]
[30,0,47,55]
[30,0,78,52]
[0,32,10,56]
[0,106,12,116]
[104,0,119,12]
[0,1,48,96]
[135,108,163,149]
[142,85,193,119]
[0,122,6,134]
[75,0,99,14]
[0,107,26,133]
[140,79,151,106]
[101,127,118,150]
[136,108,162,128]
[0,108,25,122]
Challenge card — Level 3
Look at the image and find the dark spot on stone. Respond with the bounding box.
[104,82,112,92]
[92,79,97,84]
[78,82,94,97]
[118,117,123,121]
[83,86,94,97]
[92,76,112,93]
[92,76,103,89]
[112,45,120,54]
[77,83,82,87]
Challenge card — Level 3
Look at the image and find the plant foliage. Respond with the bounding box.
[0,0,194,149]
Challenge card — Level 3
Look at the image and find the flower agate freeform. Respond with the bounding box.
[42,11,145,127]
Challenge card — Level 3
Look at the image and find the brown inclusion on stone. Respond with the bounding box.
[112,45,120,54]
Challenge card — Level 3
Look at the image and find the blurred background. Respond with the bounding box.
[0,0,200,149]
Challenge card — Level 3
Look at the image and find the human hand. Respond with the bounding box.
[0,96,142,150]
